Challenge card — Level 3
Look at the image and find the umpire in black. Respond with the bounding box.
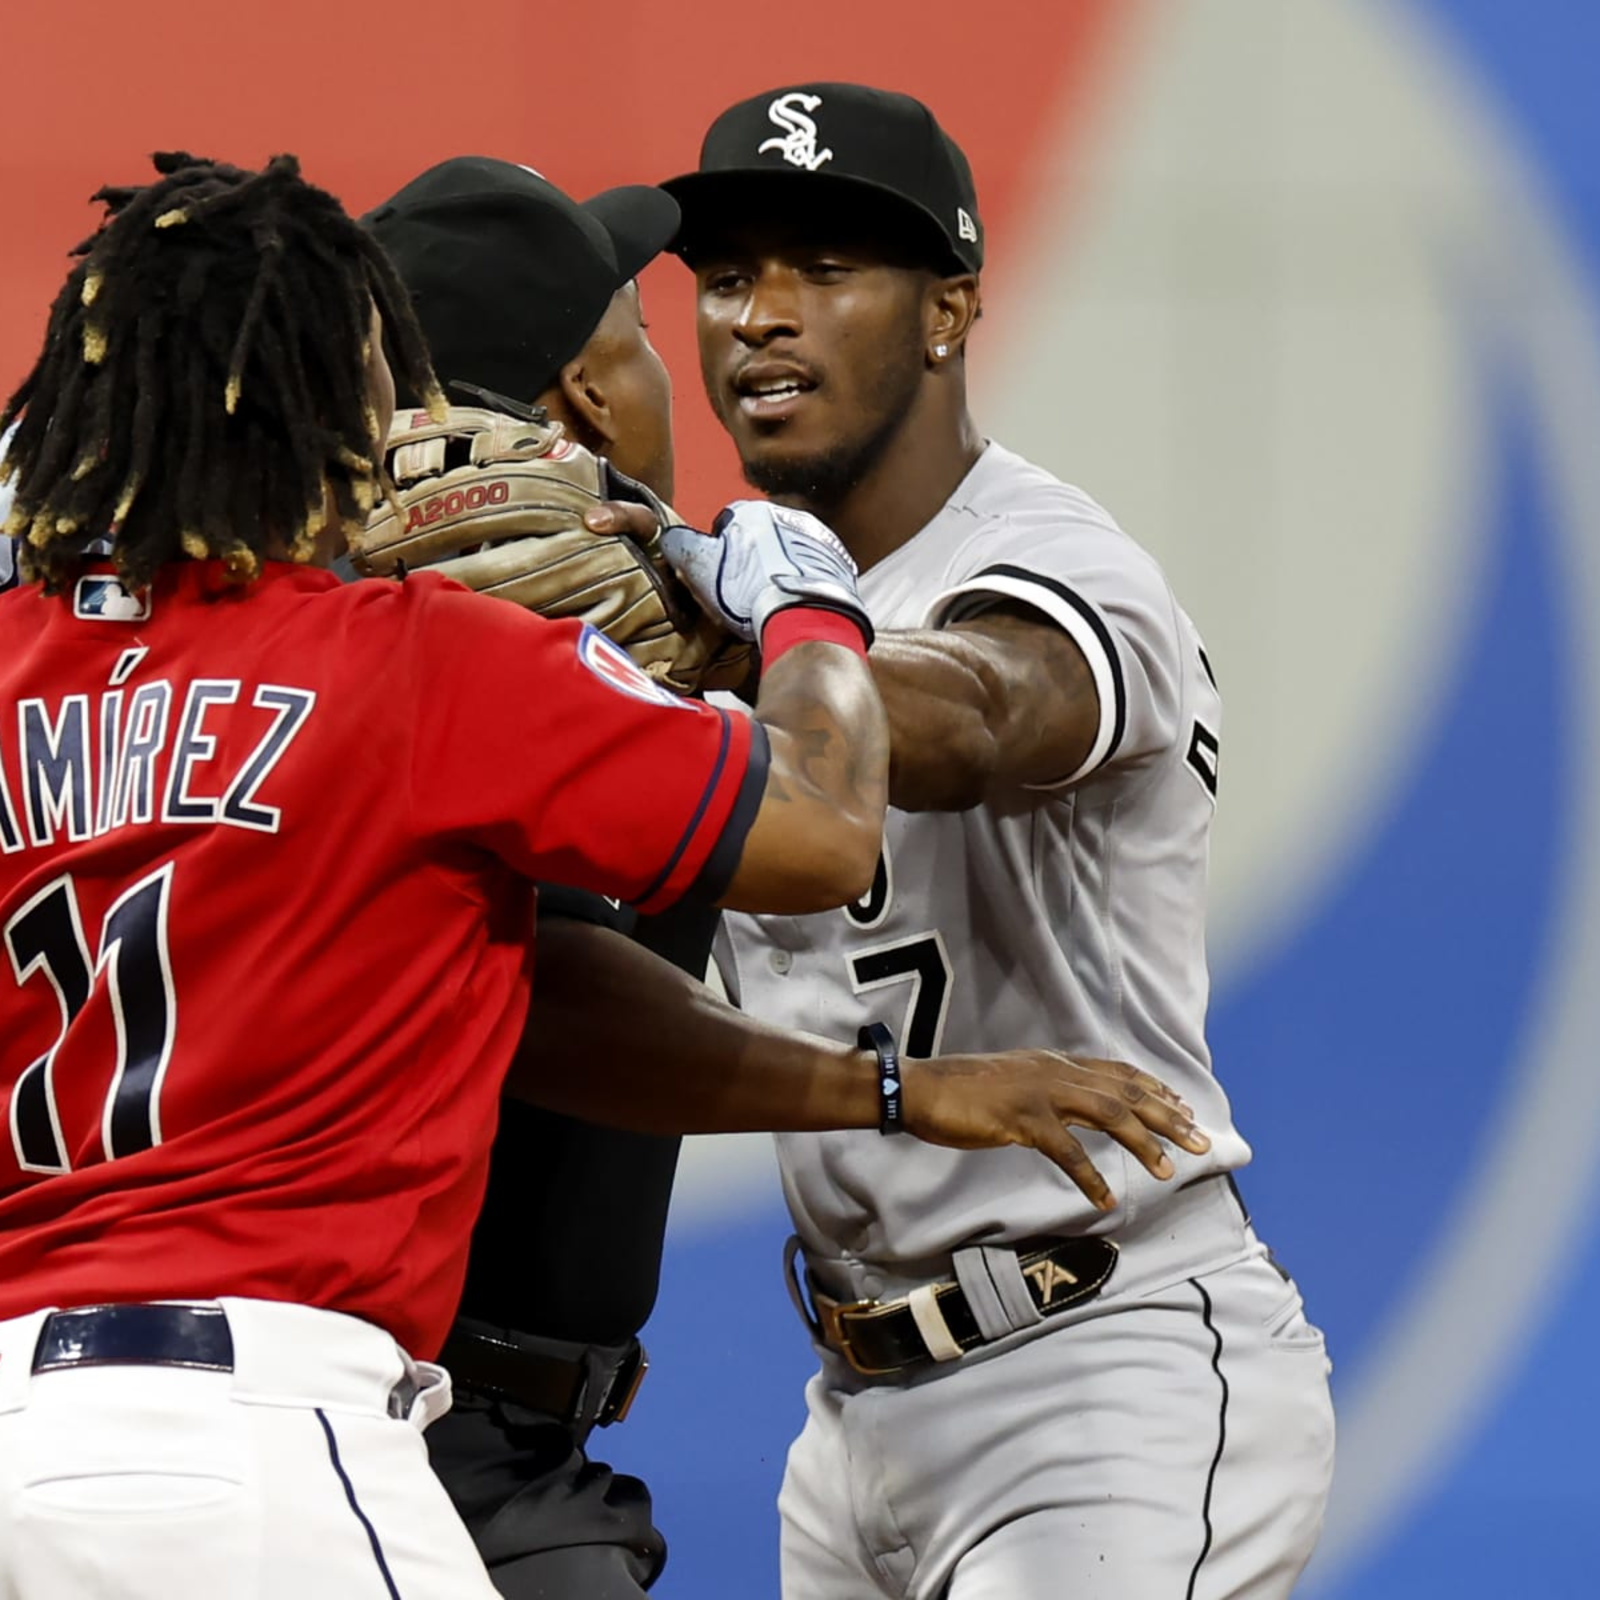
[367,158,697,1599]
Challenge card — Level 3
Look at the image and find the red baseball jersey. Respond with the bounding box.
[0,561,766,1356]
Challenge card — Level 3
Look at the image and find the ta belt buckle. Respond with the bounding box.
[599,1343,649,1427]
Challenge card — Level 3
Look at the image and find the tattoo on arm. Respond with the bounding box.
[792,722,836,792]
[759,644,886,819]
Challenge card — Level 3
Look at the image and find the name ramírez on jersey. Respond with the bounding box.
[0,668,316,850]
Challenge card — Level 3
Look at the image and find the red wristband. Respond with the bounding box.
[760,606,870,669]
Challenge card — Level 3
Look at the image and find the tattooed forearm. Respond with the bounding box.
[723,634,890,911]
[792,723,837,794]
[758,641,887,818]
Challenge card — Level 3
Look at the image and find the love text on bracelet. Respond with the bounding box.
[859,1021,905,1136]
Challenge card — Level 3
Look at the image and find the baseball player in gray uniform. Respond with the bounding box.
[658,85,1337,1599]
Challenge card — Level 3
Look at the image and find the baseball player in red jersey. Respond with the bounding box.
[0,152,891,1599]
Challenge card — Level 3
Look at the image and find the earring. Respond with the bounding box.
[933,344,949,359]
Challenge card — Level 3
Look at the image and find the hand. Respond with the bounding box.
[588,497,867,638]
[899,1049,1212,1212]
[584,499,662,545]
[658,500,869,645]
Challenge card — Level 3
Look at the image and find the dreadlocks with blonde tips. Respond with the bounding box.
[0,151,444,593]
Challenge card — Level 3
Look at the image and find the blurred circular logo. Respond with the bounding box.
[976,0,1600,1583]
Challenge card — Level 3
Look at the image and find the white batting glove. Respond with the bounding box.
[662,500,872,646]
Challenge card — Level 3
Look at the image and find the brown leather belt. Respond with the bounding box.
[437,1321,648,1431]
[793,1235,1120,1377]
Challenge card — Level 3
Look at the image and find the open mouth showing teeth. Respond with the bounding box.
[734,369,817,405]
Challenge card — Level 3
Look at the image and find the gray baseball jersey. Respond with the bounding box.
[717,439,1252,1267]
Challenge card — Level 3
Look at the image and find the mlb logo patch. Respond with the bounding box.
[73,575,150,622]
[576,625,687,709]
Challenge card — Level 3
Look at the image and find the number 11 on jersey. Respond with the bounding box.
[7,862,178,1173]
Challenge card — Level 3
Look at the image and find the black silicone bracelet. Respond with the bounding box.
[860,1022,905,1136]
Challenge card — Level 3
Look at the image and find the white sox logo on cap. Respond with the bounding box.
[758,92,834,172]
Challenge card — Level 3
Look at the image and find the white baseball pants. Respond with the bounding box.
[782,1181,1336,1600]
[0,1296,500,1600]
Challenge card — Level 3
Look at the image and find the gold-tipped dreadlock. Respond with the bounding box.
[0,151,445,594]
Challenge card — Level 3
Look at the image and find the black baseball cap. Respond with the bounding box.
[364,156,680,407]
[662,84,982,274]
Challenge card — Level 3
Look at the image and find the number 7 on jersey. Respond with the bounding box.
[848,931,954,1059]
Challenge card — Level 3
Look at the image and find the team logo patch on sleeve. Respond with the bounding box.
[73,575,151,622]
[576,625,690,709]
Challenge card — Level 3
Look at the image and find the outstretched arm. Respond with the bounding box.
[586,495,1101,816]
[869,605,1101,811]
[507,914,1210,1211]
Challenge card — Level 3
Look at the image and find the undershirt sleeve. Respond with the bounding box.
[926,514,1183,785]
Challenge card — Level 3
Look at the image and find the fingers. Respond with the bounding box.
[1064,1055,1209,1145]
[1085,1055,1192,1115]
[1028,1121,1118,1212]
[1099,1100,1177,1181]
[583,501,661,540]
[1044,1053,1212,1178]
[897,1049,1210,1202]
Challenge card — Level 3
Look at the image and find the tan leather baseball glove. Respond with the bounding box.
[352,403,754,696]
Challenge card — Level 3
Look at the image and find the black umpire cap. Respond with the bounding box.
[662,83,983,275]
[365,157,681,407]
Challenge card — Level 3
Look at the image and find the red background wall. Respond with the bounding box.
[1,0,1130,511]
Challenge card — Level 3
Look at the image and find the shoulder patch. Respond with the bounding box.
[73,575,150,622]
[576,624,689,709]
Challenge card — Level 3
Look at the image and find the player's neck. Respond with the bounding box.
[802,405,985,574]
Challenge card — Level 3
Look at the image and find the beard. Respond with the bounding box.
[740,404,905,511]
[733,335,926,516]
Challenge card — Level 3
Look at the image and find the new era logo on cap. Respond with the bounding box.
[957,207,978,243]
